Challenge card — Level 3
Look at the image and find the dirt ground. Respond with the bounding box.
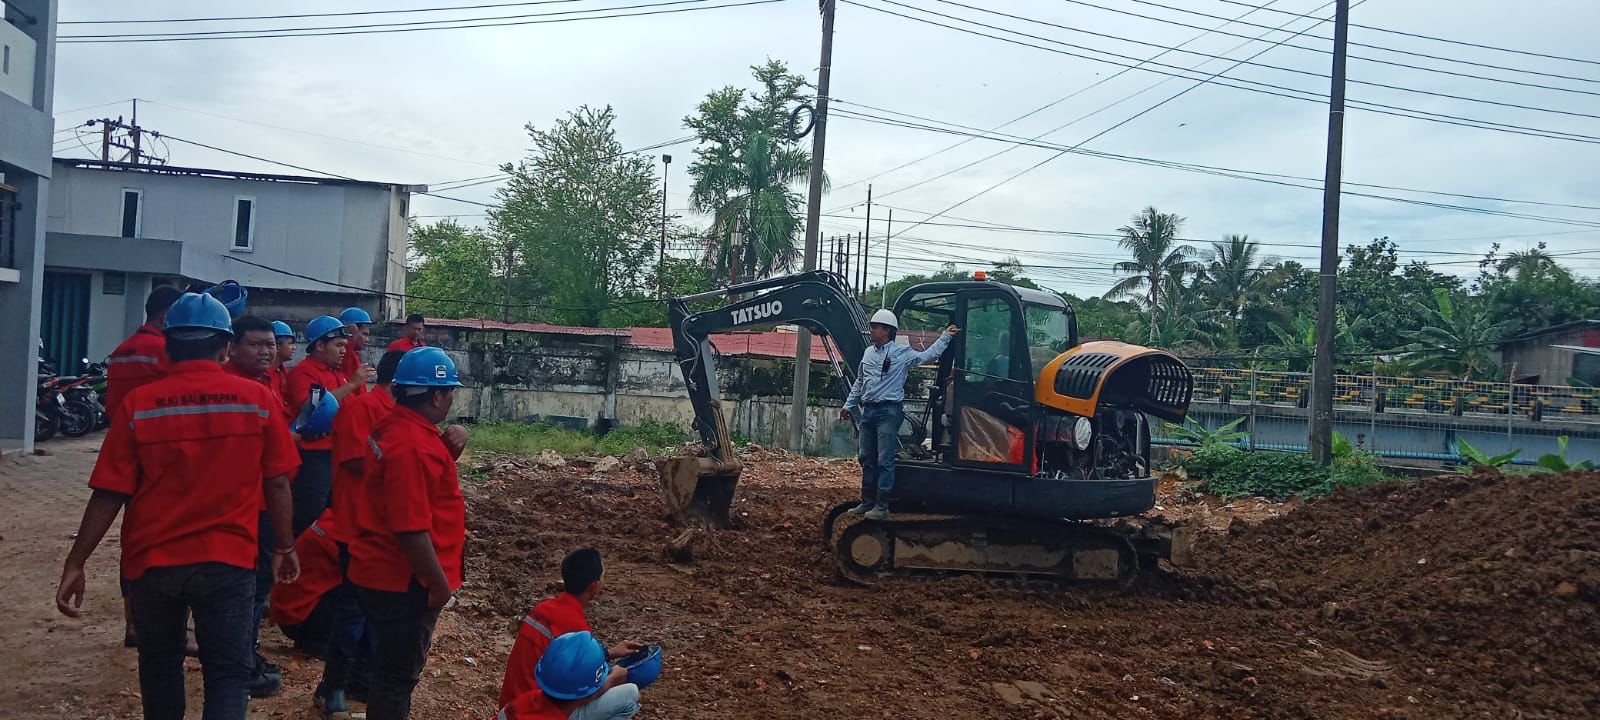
[2,441,1595,719]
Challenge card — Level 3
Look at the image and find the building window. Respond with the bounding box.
[120,188,142,238]
[103,271,126,295]
[231,196,255,251]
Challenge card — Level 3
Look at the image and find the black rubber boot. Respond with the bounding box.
[846,498,875,515]
[864,499,890,521]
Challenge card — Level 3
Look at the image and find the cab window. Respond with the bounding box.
[1024,304,1072,378]
[962,297,1016,381]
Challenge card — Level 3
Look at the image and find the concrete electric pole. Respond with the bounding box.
[789,0,836,452]
[1310,0,1351,465]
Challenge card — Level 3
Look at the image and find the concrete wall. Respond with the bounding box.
[0,0,55,453]
[45,163,405,304]
[0,18,37,105]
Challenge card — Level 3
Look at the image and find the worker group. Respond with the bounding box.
[54,284,658,720]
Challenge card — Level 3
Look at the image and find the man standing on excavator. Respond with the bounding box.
[841,309,960,520]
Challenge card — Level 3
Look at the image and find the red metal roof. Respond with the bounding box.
[420,318,630,337]
[627,327,835,362]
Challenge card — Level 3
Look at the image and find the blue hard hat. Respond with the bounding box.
[617,644,663,690]
[339,306,373,326]
[163,293,234,337]
[205,280,248,319]
[536,631,609,701]
[393,347,461,388]
[305,315,350,344]
[293,385,340,436]
[271,320,294,339]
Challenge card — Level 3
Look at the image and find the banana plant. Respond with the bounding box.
[1164,416,1248,450]
[1455,438,1521,473]
[1535,436,1595,472]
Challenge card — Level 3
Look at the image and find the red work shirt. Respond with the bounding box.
[268,365,289,415]
[498,689,567,720]
[328,387,395,545]
[499,593,592,707]
[285,357,347,450]
[340,344,369,398]
[89,360,300,581]
[104,325,168,415]
[347,406,465,594]
[387,336,426,352]
[268,509,342,627]
[224,361,282,408]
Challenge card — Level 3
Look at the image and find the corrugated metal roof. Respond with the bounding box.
[421,318,630,337]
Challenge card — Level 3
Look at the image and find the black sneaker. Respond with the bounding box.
[247,669,283,699]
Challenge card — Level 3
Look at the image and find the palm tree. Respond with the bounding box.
[1126,267,1226,351]
[1266,313,1371,373]
[1107,207,1197,342]
[1200,234,1279,321]
[1496,247,1562,281]
[1402,288,1513,380]
[692,131,809,283]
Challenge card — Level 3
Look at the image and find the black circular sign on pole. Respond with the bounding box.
[787,104,816,141]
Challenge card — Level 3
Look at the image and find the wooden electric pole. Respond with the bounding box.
[1310,0,1351,465]
[789,0,836,452]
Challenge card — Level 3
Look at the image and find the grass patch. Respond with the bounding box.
[469,419,688,457]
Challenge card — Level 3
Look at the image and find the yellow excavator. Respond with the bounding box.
[660,270,1194,583]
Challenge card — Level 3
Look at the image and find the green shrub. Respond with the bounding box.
[597,419,688,455]
[1163,416,1248,450]
[1183,446,1330,500]
[469,419,688,457]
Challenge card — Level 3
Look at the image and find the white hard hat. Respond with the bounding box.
[869,308,898,329]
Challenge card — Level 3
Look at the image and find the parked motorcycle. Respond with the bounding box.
[59,359,109,436]
[36,375,64,442]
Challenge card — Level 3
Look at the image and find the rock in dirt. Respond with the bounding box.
[665,529,697,563]
[622,447,651,470]
[534,449,565,468]
[591,456,621,473]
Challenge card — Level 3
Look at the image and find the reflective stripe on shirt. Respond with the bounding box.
[521,615,555,640]
[132,404,271,421]
[109,355,161,365]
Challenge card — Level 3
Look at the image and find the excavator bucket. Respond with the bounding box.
[658,456,741,530]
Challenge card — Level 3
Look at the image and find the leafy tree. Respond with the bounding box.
[605,256,720,327]
[406,219,505,319]
[866,263,969,309]
[492,105,661,327]
[986,257,1041,290]
[1476,242,1600,337]
[1402,288,1512,380]
[685,60,813,283]
[1199,234,1280,321]
[1065,295,1139,341]
[1495,244,1562,281]
[1337,237,1461,351]
[1107,206,1198,341]
[1265,312,1372,372]
[1125,268,1226,353]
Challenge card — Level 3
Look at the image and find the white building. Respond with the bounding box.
[0,0,56,452]
[41,158,419,374]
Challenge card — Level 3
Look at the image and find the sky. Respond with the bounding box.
[48,0,1600,300]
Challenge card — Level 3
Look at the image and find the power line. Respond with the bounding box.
[161,133,362,180]
[1207,0,1600,67]
[62,0,594,24]
[919,0,1600,119]
[832,106,1600,229]
[1055,0,1600,97]
[425,135,695,192]
[824,0,1295,202]
[59,0,787,43]
[845,0,1600,145]
[138,99,501,167]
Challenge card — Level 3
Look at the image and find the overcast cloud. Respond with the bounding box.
[50,0,1600,298]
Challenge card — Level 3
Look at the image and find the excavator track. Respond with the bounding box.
[827,509,1185,586]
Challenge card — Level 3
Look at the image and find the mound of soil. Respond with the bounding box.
[1193,470,1600,717]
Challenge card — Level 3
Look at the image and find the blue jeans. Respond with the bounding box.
[569,684,641,720]
[857,403,904,501]
[321,543,374,693]
[129,563,257,720]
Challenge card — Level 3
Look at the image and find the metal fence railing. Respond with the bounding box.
[1189,368,1600,423]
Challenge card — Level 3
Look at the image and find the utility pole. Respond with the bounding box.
[862,184,872,299]
[658,154,671,297]
[130,99,142,164]
[880,208,892,307]
[1310,0,1351,466]
[790,0,836,452]
[502,242,515,323]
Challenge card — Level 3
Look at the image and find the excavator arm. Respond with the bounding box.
[661,270,870,528]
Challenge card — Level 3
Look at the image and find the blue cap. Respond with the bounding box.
[393,347,461,389]
[536,631,609,701]
[205,280,248,319]
[339,307,373,326]
[271,320,294,339]
[164,293,233,337]
[305,315,350,344]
